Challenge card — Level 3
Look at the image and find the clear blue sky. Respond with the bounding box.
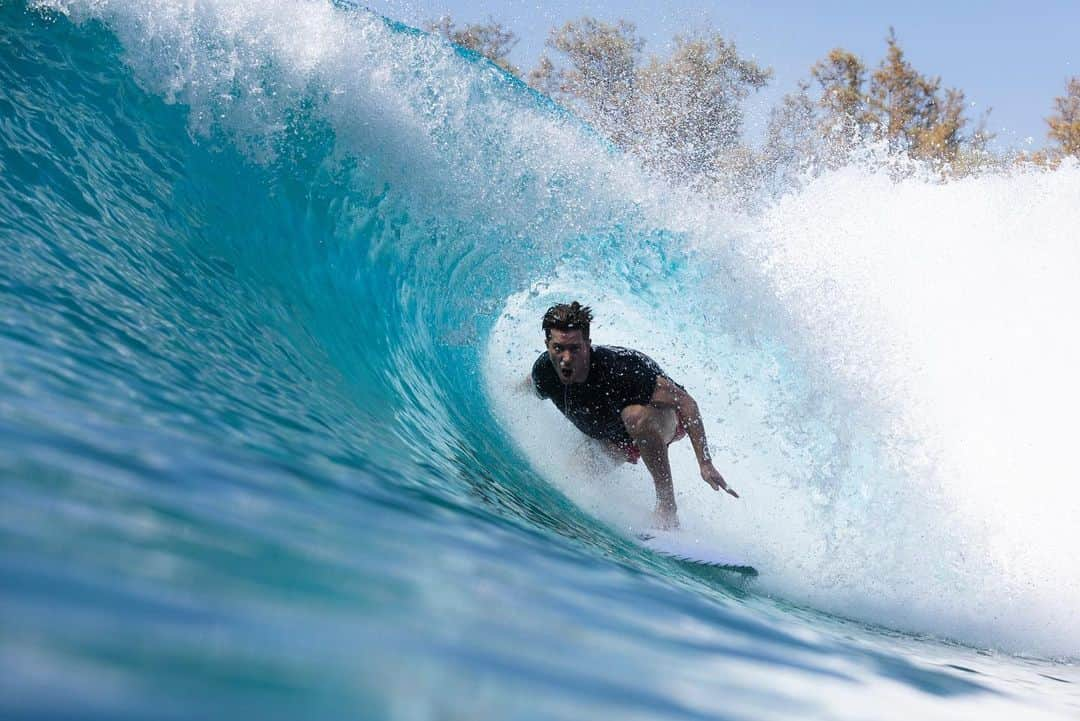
[365,0,1078,151]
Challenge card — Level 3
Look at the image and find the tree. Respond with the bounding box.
[811,48,872,143]
[427,16,520,76]
[761,81,821,186]
[531,18,644,146]
[530,18,770,183]
[635,33,771,178]
[526,55,558,96]
[867,29,968,163]
[780,30,990,174]
[1047,77,1080,159]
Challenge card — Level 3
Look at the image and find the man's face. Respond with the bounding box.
[546,328,591,384]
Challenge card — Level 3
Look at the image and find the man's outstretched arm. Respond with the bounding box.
[651,377,738,498]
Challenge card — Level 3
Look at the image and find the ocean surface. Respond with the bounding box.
[2,2,1080,719]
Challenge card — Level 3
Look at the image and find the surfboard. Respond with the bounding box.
[637,530,758,577]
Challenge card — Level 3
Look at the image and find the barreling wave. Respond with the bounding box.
[3,7,1080,718]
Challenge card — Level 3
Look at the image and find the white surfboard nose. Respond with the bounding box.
[639,529,758,576]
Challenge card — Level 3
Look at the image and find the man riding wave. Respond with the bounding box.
[524,301,737,529]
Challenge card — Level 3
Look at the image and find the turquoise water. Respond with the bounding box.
[2,2,1079,719]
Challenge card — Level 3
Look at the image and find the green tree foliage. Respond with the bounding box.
[428,15,1040,185]
[766,30,991,177]
[762,48,874,174]
[636,34,771,177]
[761,81,820,186]
[530,18,770,182]
[1047,77,1080,159]
[867,29,971,162]
[529,18,644,146]
[811,49,872,143]
[427,16,520,76]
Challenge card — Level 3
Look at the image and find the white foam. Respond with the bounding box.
[486,161,1080,659]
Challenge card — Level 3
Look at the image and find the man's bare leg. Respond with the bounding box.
[621,404,680,529]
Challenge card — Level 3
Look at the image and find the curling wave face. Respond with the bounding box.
[2,1,1079,719]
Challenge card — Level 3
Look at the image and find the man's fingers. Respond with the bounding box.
[726,487,739,498]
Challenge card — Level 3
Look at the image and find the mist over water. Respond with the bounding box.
[487,158,1080,658]
[4,1,1080,718]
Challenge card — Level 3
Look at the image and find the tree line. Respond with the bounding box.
[429,16,1080,192]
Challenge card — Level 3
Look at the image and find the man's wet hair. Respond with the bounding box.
[542,301,593,340]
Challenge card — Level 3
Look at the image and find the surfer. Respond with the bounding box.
[524,301,737,529]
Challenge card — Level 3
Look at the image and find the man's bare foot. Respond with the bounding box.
[653,507,680,531]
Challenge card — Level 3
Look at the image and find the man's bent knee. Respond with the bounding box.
[621,405,648,436]
[621,405,676,444]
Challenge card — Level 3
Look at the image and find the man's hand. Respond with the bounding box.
[701,461,738,498]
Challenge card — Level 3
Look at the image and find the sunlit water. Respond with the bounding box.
[2,2,1078,718]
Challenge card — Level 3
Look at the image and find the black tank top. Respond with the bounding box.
[532,345,664,446]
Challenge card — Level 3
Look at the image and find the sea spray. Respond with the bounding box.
[486,159,1080,657]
